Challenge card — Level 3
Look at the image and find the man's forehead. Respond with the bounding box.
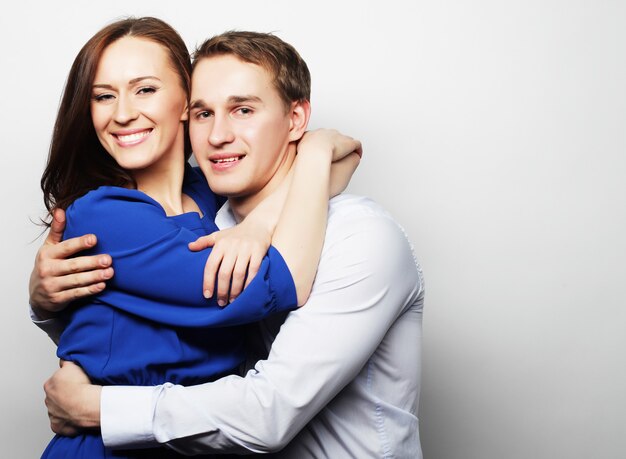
[190,57,279,107]
[192,55,266,78]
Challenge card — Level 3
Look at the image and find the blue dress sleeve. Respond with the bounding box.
[64,187,297,328]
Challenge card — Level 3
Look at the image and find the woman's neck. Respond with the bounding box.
[133,159,191,216]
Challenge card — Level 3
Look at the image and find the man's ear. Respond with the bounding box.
[288,100,311,142]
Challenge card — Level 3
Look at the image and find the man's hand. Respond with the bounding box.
[44,360,102,436]
[30,208,114,317]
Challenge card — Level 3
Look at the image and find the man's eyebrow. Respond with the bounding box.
[189,95,263,110]
[92,76,161,89]
[190,99,208,110]
[228,95,262,104]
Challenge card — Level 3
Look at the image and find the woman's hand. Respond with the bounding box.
[297,129,362,162]
[329,152,361,197]
[188,217,272,306]
[297,128,363,198]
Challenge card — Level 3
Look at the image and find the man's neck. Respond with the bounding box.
[228,146,296,222]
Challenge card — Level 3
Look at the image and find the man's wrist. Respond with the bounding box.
[30,303,58,321]
[78,384,102,429]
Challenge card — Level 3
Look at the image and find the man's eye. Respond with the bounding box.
[196,111,212,119]
[236,107,253,115]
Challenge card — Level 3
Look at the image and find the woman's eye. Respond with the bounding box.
[93,94,114,102]
[137,87,157,95]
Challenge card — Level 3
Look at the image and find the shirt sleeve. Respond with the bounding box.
[64,187,297,328]
[101,208,423,453]
[29,306,66,344]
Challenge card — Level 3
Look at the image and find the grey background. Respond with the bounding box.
[2,1,625,458]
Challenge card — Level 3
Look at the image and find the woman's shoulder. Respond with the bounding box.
[69,186,163,215]
[64,186,169,241]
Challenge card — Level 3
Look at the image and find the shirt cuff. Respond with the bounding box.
[266,246,298,313]
[30,305,64,345]
[101,385,159,449]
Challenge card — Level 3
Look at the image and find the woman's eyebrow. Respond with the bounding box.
[92,76,162,89]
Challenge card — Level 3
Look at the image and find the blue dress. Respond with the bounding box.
[41,166,297,458]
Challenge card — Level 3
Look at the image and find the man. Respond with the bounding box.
[33,31,424,457]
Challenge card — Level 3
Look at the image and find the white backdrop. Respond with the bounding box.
[1,1,625,458]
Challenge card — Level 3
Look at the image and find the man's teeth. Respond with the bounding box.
[213,157,240,163]
[117,131,150,142]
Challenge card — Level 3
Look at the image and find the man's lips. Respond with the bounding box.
[208,153,245,170]
[209,153,245,163]
[211,156,243,164]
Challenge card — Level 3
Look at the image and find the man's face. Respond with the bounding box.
[189,54,298,201]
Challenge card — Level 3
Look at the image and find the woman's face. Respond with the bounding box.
[91,37,188,173]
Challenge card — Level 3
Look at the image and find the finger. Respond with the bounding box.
[339,139,361,159]
[38,269,111,311]
[347,151,362,165]
[47,283,108,308]
[50,267,114,290]
[47,209,67,245]
[216,251,237,307]
[228,254,249,301]
[203,248,223,299]
[244,250,264,289]
[352,141,363,158]
[45,235,99,260]
[189,234,216,251]
[47,254,113,278]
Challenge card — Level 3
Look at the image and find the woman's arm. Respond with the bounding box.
[192,130,361,306]
[62,187,297,328]
[272,129,361,305]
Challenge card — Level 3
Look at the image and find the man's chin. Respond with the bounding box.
[209,184,247,199]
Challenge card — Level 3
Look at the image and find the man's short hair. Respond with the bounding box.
[193,31,311,108]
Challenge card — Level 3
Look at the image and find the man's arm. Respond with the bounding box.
[42,202,422,453]
[30,208,114,342]
[43,200,420,453]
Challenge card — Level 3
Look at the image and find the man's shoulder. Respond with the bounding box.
[325,194,414,255]
[327,194,392,222]
[320,194,424,301]
[326,194,404,237]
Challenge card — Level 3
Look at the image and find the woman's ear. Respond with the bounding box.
[180,101,189,122]
[288,100,311,142]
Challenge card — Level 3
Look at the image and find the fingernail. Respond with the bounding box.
[99,256,110,266]
[217,299,226,307]
[229,297,236,303]
[102,268,114,279]
[204,290,212,299]
[87,235,96,246]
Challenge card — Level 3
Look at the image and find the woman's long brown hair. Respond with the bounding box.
[41,17,192,223]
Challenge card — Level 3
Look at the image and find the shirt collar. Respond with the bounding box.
[215,201,237,229]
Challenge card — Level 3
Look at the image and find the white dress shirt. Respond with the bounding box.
[36,194,425,458]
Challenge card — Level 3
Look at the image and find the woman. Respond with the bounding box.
[39,17,359,458]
